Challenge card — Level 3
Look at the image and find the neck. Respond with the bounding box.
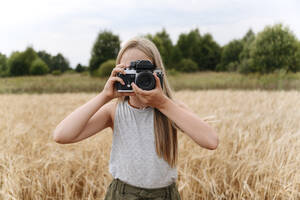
[128,96,148,109]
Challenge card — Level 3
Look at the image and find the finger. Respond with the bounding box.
[110,63,127,77]
[153,72,162,89]
[116,63,130,69]
[110,77,125,85]
[115,63,127,68]
[131,82,141,95]
[111,67,126,77]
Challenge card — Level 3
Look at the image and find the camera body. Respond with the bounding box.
[115,60,164,92]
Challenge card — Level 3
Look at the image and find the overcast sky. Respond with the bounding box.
[1,0,299,68]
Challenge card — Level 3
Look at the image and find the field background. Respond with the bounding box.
[0,89,299,199]
[1,71,300,94]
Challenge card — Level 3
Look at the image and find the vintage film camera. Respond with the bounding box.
[115,60,164,92]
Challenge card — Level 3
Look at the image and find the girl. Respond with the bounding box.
[53,37,219,200]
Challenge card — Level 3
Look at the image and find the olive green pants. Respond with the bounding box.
[104,178,181,200]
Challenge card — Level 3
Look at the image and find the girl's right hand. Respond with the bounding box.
[102,63,136,100]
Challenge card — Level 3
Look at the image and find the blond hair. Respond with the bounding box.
[116,37,178,168]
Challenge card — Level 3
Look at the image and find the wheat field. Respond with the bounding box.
[0,90,299,199]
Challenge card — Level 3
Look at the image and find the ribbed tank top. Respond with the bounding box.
[108,98,178,189]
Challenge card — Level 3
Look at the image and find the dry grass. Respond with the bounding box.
[0,90,299,199]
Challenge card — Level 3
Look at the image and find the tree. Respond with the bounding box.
[250,23,300,73]
[52,53,70,72]
[37,50,71,73]
[75,63,88,73]
[169,46,183,70]
[89,30,120,74]
[176,28,221,71]
[197,33,221,70]
[75,63,84,73]
[0,53,8,75]
[176,28,201,61]
[176,58,198,72]
[147,29,174,69]
[241,29,255,44]
[23,47,39,74]
[8,47,39,76]
[217,39,243,71]
[8,51,25,76]
[239,29,256,61]
[29,58,49,75]
[237,29,256,74]
[37,50,53,71]
[97,59,116,77]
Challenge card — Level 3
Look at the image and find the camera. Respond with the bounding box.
[115,60,164,92]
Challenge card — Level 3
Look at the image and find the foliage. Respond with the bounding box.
[237,59,255,74]
[169,46,183,70]
[0,53,9,77]
[52,70,61,76]
[176,29,221,71]
[8,51,28,76]
[217,39,244,71]
[166,68,179,76]
[89,30,120,74]
[239,29,256,61]
[250,23,300,73]
[37,50,71,73]
[75,63,88,73]
[96,59,116,77]
[3,24,300,77]
[146,29,174,69]
[52,53,71,72]
[197,33,221,70]
[29,58,49,75]
[176,58,198,72]
[64,69,76,74]
[176,29,200,69]
[0,53,7,71]
[8,47,39,76]
[37,51,53,71]
[7,47,69,77]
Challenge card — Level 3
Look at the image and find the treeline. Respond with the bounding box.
[0,48,78,77]
[90,23,300,77]
[1,23,300,78]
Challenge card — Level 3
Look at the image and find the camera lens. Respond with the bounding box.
[136,72,155,90]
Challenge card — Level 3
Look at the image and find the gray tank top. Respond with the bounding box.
[109,98,178,189]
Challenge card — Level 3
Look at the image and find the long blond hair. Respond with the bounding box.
[116,37,178,168]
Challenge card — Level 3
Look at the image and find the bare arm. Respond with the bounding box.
[130,73,219,150]
[159,97,219,150]
[52,92,112,144]
[52,63,135,144]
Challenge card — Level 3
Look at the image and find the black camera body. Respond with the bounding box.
[115,60,164,92]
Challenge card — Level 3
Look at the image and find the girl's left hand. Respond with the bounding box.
[131,72,168,109]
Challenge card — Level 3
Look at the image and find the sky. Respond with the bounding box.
[1,0,300,68]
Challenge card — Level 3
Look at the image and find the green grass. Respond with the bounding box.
[0,71,300,94]
[169,71,300,91]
